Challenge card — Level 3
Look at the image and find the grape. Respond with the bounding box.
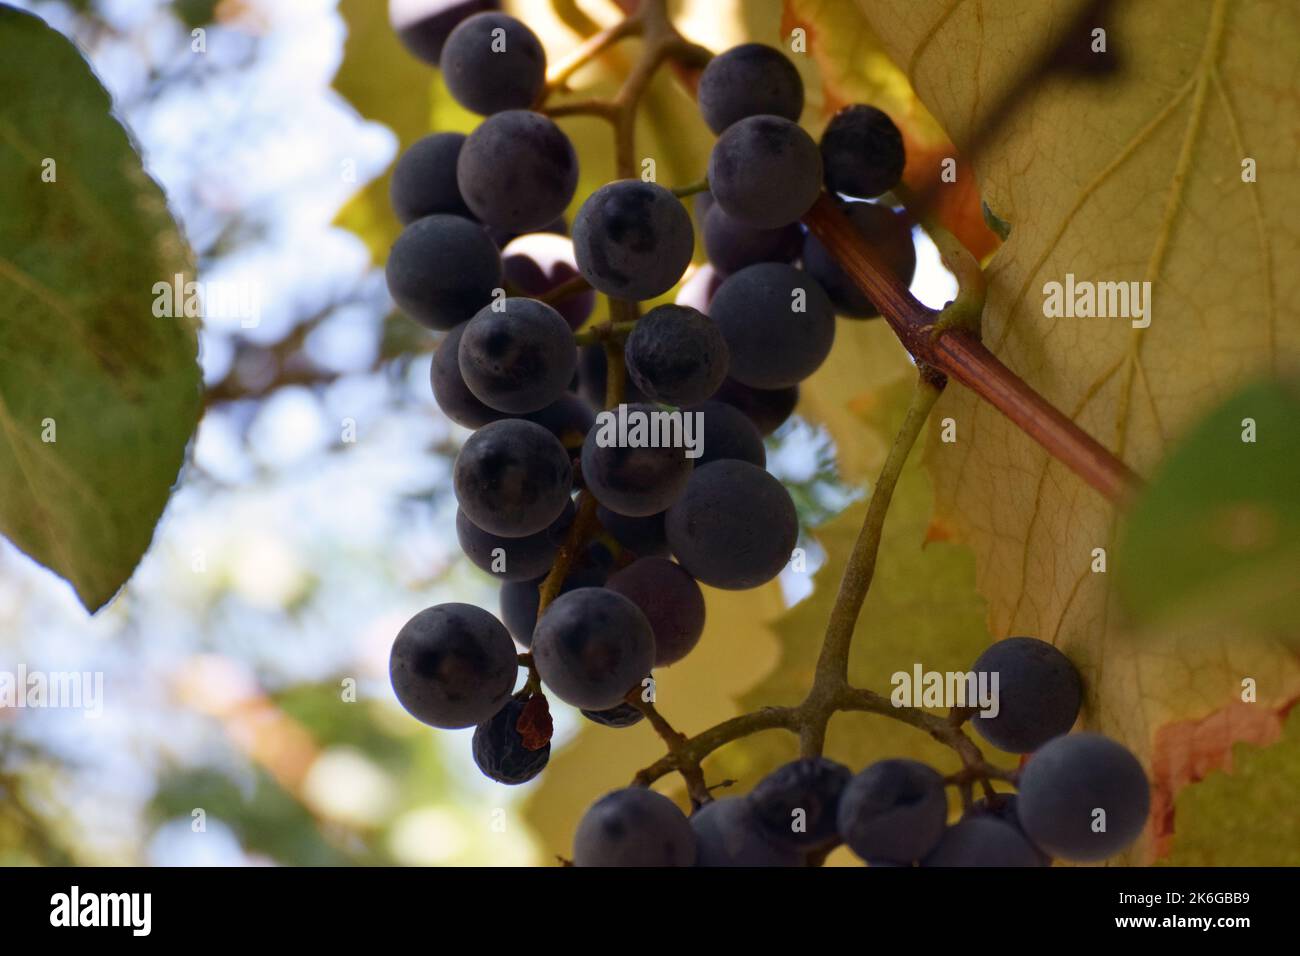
[674,263,724,314]
[623,305,729,407]
[1016,733,1150,862]
[389,0,498,66]
[922,816,1046,867]
[697,43,803,134]
[665,460,797,589]
[389,603,518,728]
[472,696,550,784]
[709,263,835,388]
[573,787,696,867]
[581,701,645,728]
[453,418,573,537]
[456,500,574,581]
[386,214,502,330]
[458,297,577,413]
[501,233,595,330]
[707,115,822,229]
[430,323,504,428]
[521,392,596,450]
[580,404,694,517]
[691,797,802,867]
[441,12,545,115]
[572,180,695,301]
[747,757,852,851]
[458,111,579,233]
[819,104,905,200]
[532,588,655,709]
[577,344,646,408]
[968,636,1082,753]
[966,794,1052,866]
[499,554,609,645]
[802,202,916,318]
[711,378,798,436]
[606,557,705,666]
[702,204,802,276]
[689,400,766,467]
[596,506,669,558]
[390,132,472,224]
[836,759,948,864]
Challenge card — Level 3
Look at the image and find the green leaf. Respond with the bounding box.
[0,6,201,612]
[1117,377,1300,635]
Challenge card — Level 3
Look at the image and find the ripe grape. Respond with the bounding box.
[572,180,694,301]
[389,603,518,728]
[430,323,504,428]
[711,378,798,436]
[707,115,822,229]
[665,459,797,589]
[455,500,574,581]
[606,557,705,666]
[520,392,596,450]
[390,132,472,224]
[709,262,835,388]
[1016,733,1150,862]
[386,214,501,330]
[501,233,595,330]
[623,305,729,407]
[702,204,802,276]
[472,696,550,784]
[747,757,852,851]
[581,701,646,728]
[697,43,803,134]
[580,405,694,517]
[458,111,579,232]
[922,816,1046,867]
[532,588,655,709]
[802,202,916,318]
[499,554,609,645]
[689,400,766,467]
[596,506,669,558]
[966,794,1052,865]
[573,787,696,867]
[390,0,497,65]
[453,418,572,537]
[820,104,905,199]
[969,636,1083,753]
[836,759,948,864]
[441,12,545,115]
[458,297,577,413]
[691,797,802,867]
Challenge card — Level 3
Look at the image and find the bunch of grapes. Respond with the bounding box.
[383,3,1150,867]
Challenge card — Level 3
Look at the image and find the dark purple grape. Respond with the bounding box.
[710,378,799,436]
[606,558,705,666]
[965,794,1052,866]
[498,552,609,646]
[969,636,1082,753]
[837,759,948,864]
[390,132,472,224]
[820,104,905,200]
[623,304,729,408]
[581,701,646,728]
[572,180,694,301]
[472,697,550,784]
[532,588,655,710]
[707,115,821,229]
[441,12,545,115]
[453,418,572,537]
[573,787,696,867]
[456,499,574,581]
[702,204,801,276]
[389,0,498,66]
[389,603,518,728]
[386,214,501,330]
[578,344,646,408]
[747,757,852,851]
[689,400,766,467]
[519,392,595,450]
[596,506,669,558]
[459,297,576,413]
[665,459,796,589]
[697,43,803,134]
[691,797,802,867]
[581,404,694,517]
[922,816,1046,867]
[430,323,505,428]
[458,111,578,233]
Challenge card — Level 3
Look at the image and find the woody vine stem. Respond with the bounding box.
[525,0,1136,813]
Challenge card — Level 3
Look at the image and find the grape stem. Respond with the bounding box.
[572,320,636,347]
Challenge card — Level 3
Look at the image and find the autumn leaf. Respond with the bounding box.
[858,0,1300,860]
